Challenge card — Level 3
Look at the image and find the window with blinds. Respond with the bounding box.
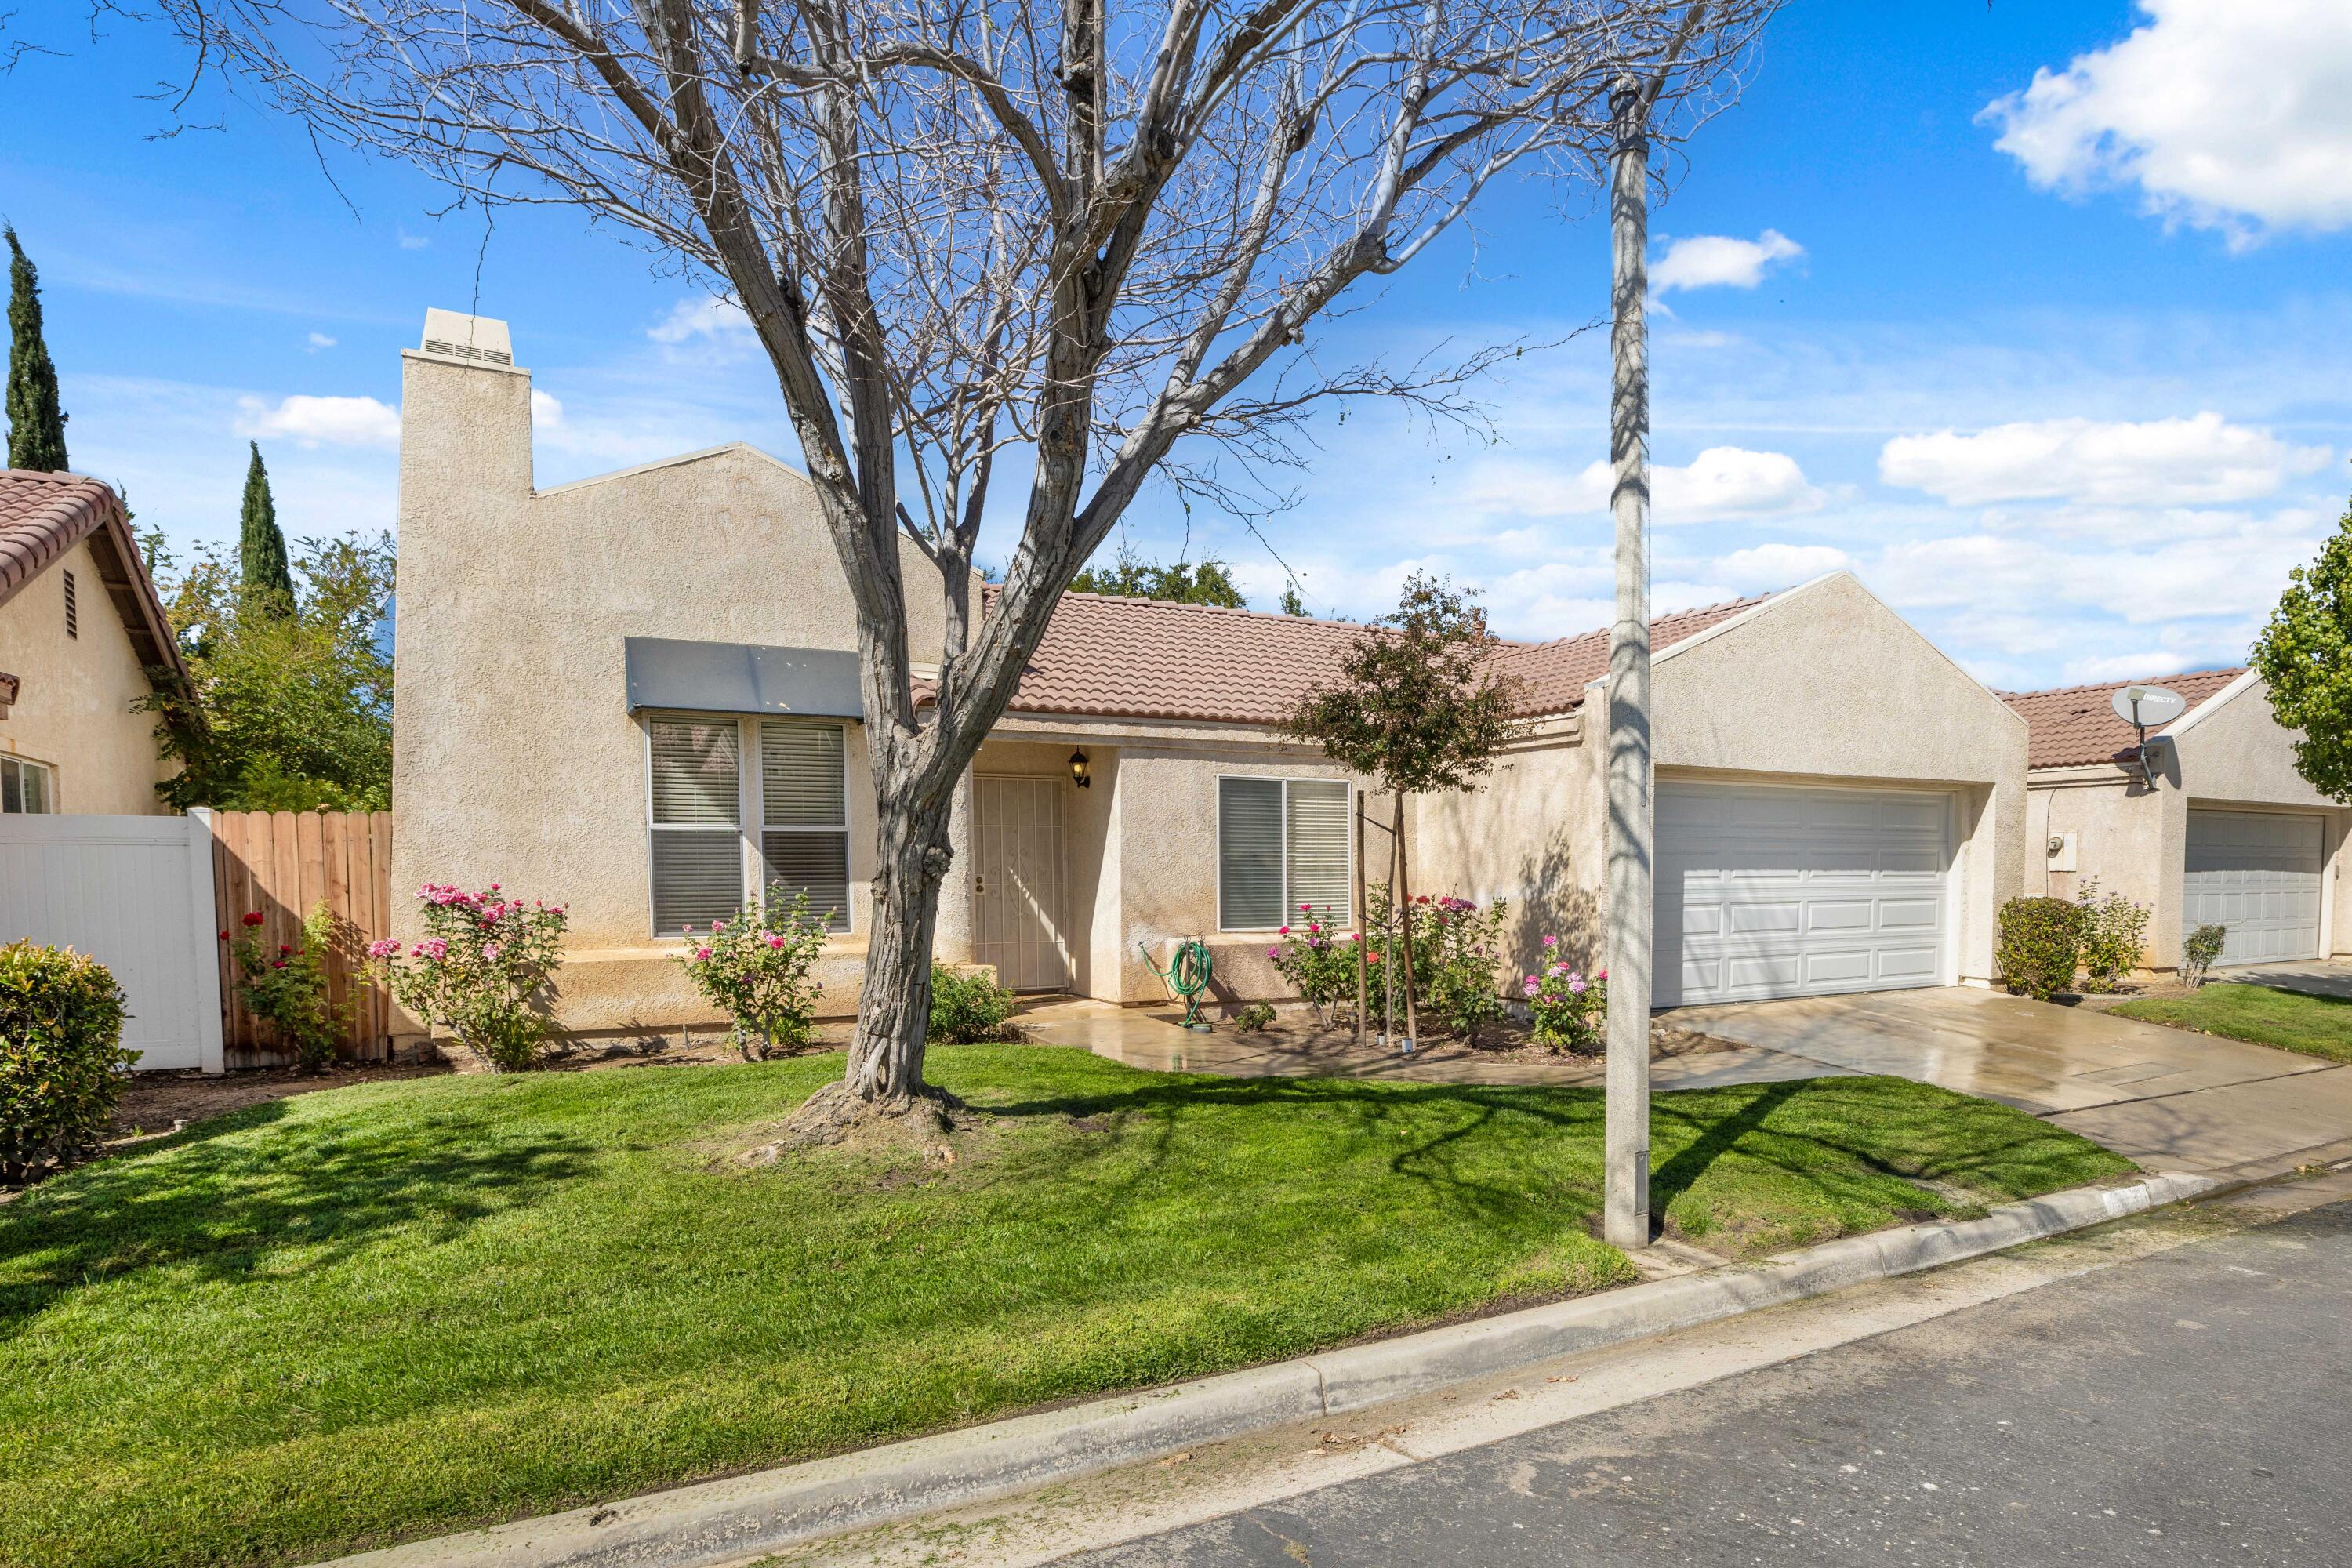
[759,720,851,932]
[648,717,743,933]
[1218,776,1352,931]
[644,714,854,938]
[0,757,52,814]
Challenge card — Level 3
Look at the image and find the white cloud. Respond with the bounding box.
[305,332,336,351]
[1651,230,1804,294]
[2063,650,2199,684]
[236,393,401,450]
[1712,543,1852,589]
[1984,0,2352,244]
[531,388,564,428]
[1878,412,2330,507]
[397,230,430,250]
[1459,447,1825,525]
[1656,447,1828,522]
[648,296,753,344]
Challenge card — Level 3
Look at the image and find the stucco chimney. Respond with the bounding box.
[398,309,534,505]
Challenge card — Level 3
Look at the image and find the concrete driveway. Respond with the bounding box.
[1671,985,2352,1181]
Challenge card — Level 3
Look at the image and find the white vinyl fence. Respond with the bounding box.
[0,810,225,1072]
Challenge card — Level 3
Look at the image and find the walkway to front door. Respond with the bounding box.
[974,774,1072,992]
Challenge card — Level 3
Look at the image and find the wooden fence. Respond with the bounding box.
[209,811,397,1066]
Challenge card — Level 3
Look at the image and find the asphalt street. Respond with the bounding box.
[1070,1199,2352,1566]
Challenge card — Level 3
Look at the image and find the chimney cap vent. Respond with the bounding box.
[417,308,515,367]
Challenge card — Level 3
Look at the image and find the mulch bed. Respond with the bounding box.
[1197,1007,1737,1066]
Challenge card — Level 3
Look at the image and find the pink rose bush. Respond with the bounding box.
[1267,887,1510,1043]
[1523,942,1607,1054]
[673,889,829,1060]
[368,882,568,1071]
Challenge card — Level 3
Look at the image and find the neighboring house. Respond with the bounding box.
[1414,572,2029,1004]
[0,470,183,814]
[394,310,2031,1045]
[2007,671,2352,971]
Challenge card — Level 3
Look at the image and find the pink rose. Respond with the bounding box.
[1278,926,1290,936]
[695,946,713,960]
[1266,946,1281,960]
[765,934,786,949]
[1595,968,1607,982]
[366,938,400,959]
[482,942,501,961]
[1541,935,1558,948]
[1522,977,1540,997]
[1568,978,1587,995]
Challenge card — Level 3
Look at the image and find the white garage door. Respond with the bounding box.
[2185,810,2322,967]
[1657,782,1952,1007]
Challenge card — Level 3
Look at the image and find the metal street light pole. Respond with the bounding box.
[1604,74,1654,1251]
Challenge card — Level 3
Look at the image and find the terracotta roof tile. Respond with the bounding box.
[0,469,187,684]
[951,586,1779,728]
[1489,594,1773,718]
[2003,668,2245,771]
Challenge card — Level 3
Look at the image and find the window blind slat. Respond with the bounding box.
[650,718,740,825]
[760,721,847,825]
[652,829,743,933]
[1218,778,1284,930]
[1286,779,1352,923]
[762,831,851,932]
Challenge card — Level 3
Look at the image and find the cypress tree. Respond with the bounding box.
[238,441,297,615]
[5,225,69,473]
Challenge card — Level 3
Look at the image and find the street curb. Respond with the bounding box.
[323,1171,2216,1568]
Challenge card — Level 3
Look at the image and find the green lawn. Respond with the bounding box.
[2111,982,2352,1062]
[0,1047,2132,1568]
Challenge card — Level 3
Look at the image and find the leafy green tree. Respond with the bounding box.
[1279,584,1307,616]
[1287,575,1523,1038]
[237,443,296,615]
[2252,498,2352,801]
[144,532,396,811]
[5,224,68,473]
[1070,542,1247,608]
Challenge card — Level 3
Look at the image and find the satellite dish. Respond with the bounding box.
[2111,684,2187,728]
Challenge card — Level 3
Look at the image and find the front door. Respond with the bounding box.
[974,775,1072,992]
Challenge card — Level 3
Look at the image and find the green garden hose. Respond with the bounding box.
[1141,937,1214,1029]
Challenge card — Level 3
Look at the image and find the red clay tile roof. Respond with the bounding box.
[956,587,1777,728]
[1490,594,1773,718]
[0,470,187,684]
[2003,668,2245,771]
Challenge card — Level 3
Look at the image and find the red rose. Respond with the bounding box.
[216,930,229,942]
[278,943,292,956]
[242,911,266,927]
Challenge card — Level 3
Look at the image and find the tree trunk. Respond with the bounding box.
[840,786,956,1107]
[1354,793,1368,1046]
[1394,791,1418,1051]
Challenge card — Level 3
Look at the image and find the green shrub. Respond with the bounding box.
[1232,1003,1276,1033]
[2183,924,2228,989]
[2075,878,2151,993]
[1997,896,2085,1001]
[368,883,568,1071]
[675,891,829,1059]
[928,964,1017,1043]
[0,941,133,1184]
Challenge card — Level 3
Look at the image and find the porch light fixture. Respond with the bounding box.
[1069,749,1091,788]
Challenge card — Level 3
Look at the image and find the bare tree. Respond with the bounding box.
[145,0,1777,1131]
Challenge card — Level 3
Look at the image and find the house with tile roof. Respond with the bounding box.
[394,311,2034,1041]
[2005,670,2349,972]
[0,469,184,814]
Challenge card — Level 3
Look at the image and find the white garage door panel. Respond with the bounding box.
[1658,782,1953,1007]
[2185,810,2321,967]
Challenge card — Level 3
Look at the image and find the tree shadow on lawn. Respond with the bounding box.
[978,1069,2120,1245]
[0,1096,594,1339]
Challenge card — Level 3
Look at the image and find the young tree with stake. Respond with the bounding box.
[151,0,1778,1134]
[1287,575,1521,1045]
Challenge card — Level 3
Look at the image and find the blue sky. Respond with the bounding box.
[5,0,2350,690]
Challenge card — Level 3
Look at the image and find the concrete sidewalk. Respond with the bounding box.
[1672,985,2352,1180]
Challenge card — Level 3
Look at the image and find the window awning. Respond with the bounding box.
[624,637,863,720]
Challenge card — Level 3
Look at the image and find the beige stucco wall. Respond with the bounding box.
[390,340,962,1039]
[1416,572,2029,993]
[0,536,172,815]
[977,719,1374,1007]
[2028,675,2352,968]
